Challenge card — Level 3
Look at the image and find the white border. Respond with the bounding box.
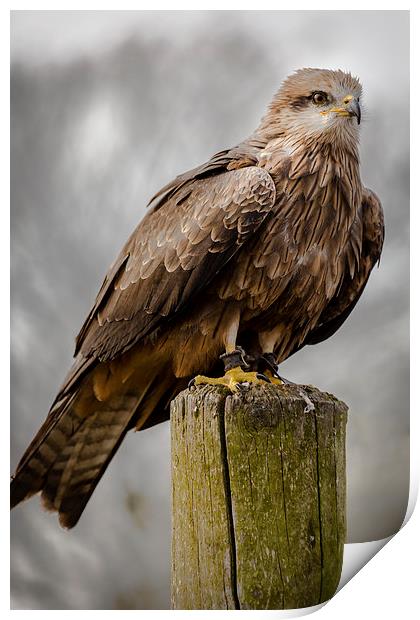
[5,3,416,617]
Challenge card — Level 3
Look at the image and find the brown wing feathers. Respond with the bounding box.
[11,393,80,509]
[76,167,276,362]
[11,162,276,527]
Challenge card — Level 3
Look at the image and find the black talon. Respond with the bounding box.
[277,374,295,385]
[258,353,297,384]
[256,372,271,383]
[258,352,279,374]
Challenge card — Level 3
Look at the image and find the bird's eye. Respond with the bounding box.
[311,91,328,105]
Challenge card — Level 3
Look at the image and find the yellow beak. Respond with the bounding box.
[329,95,361,124]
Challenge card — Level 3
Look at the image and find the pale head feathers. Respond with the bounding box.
[257,68,363,152]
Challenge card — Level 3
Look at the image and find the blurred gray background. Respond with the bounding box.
[11,10,409,610]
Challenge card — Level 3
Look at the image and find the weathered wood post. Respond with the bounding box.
[170,383,347,610]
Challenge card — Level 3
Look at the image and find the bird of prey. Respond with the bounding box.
[11,68,384,528]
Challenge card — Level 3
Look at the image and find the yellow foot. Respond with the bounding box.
[193,367,269,393]
[264,370,284,385]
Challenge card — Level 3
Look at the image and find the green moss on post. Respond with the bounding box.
[170,383,347,610]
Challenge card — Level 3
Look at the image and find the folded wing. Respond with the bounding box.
[75,166,276,362]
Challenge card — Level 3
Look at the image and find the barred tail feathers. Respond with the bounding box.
[10,375,173,528]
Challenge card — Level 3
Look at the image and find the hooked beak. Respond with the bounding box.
[327,96,362,125]
[346,98,361,125]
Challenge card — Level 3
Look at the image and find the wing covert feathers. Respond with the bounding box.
[75,166,276,361]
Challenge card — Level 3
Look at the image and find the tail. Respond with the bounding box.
[10,372,181,528]
[11,389,144,528]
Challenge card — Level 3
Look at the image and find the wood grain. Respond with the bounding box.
[171,383,347,610]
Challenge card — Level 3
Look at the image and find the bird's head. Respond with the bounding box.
[259,68,363,148]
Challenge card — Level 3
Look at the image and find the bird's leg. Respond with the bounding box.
[257,353,298,390]
[193,346,269,392]
[220,346,250,372]
[257,328,285,385]
[192,316,269,392]
[258,352,284,385]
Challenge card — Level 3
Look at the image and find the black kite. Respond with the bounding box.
[11,68,384,527]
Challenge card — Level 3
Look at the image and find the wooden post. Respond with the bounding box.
[170,383,347,610]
